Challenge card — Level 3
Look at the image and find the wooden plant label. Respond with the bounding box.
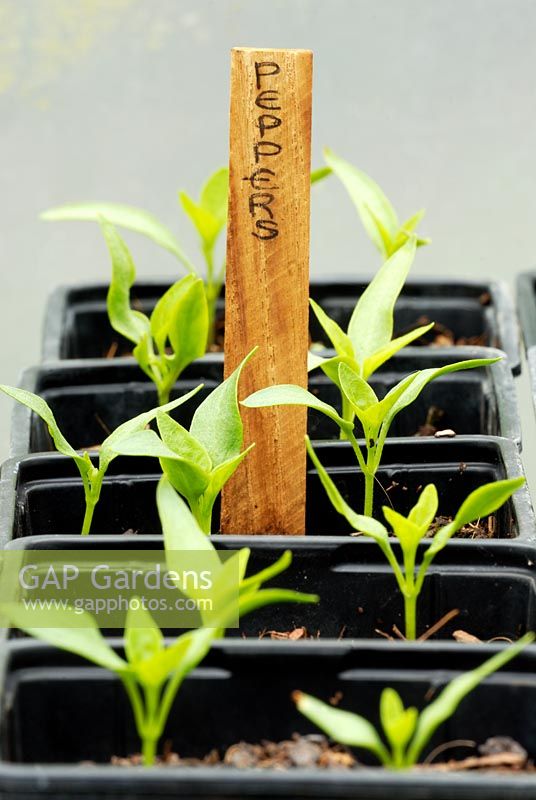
[220,47,313,535]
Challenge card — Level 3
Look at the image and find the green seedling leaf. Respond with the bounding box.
[453,477,525,529]
[42,202,195,271]
[338,362,379,414]
[221,553,310,632]
[180,168,228,253]
[199,167,229,225]
[338,362,416,437]
[0,603,127,672]
[158,478,234,613]
[161,456,211,505]
[102,386,203,466]
[158,477,217,557]
[293,691,389,763]
[424,477,524,562]
[180,192,222,252]
[407,484,438,531]
[399,208,426,235]
[155,412,213,499]
[308,350,337,374]
[306,440,365,529]
[323,148,429,257]
[362,322,434,379]
[0,385,86,469]
[107,428,180,460]
[383,507,422,551]
[310,166,332,184]
[150,274,196,353]
[324,148,399,256]
[380,688,418,753]
[106,426,211,503]
[157,412,212,470]
[101,220,209,404]
[407,633,534,764]
[125,599,164,666]
[384,357,500,428]
[363,372,427,441]
[203,445,255,500]
[190,348,257,466]
[393,209,431,251]
[347,237,417,366]
[197,550,244,625]
[238,588,319,619]
[134,625,217,688]
[380,686,405,724]
[239,549,293,592]
[308,352,359,392]
[361,202,395,257]
[151,275,209,372]
[242,384,348,432]
[102,218,151,345]
[159,479,235,614]
[310,299,354,357]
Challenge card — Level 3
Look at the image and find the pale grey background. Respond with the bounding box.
[1,0,535,492]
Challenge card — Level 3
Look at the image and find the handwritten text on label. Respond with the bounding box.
[243,61,282,240]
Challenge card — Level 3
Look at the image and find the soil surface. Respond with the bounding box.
[117,512,499,541]
[408,314,489,348]
[110,734,533,773]
[427,514,496,540]
[257,627,317,640]
[111,734,355,769]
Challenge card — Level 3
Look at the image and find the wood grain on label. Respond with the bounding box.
[220,47,312,535]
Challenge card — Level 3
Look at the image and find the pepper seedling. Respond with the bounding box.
[42,166,329,344]
[309,236,434,427]
[41,167,228,343]
[305,443,524,639]
[243,355,498,516]
[323,148,430,258]
[293,633,533,769]
[1,480,318,766]
[178,167,229,333]
[0,383,203,535]
[157,476,318,627]
[107,349,257,534]
[101,219,208,404]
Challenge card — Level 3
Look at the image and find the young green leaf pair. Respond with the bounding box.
[306,440,524,639]
[102,218,208,405]
[244,353,498,517]
[109,349,257,534]
[0,350,255,536]
[42,168,229,344]
[0,383,202,535]
[323,148,430,258]
[308,236,434,430]
[294,632,534,769]
[307,159,432,432]
[178,168,228,333]
[1,477,318,767]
